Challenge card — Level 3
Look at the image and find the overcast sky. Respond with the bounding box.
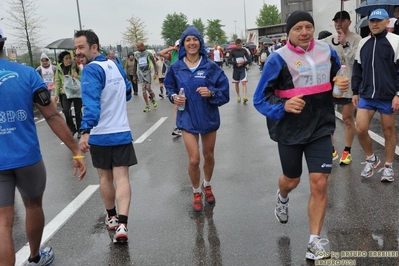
[0,0,280,50]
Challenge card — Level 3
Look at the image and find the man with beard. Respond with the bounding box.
[74,29,137,244]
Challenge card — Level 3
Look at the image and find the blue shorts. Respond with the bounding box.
[358,98,394,114]
[278,136,332,178]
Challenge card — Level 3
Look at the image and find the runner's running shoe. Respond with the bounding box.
[192,192,203,212]
[172,128,182,136]
[202,184,215,205]
[105,215,119,230]
[143,105,151,112]
[152,99,158,108]
[243,97,248,103]
[113,223,128,244]
[237,96,241,103]
[361,156,381,178]
[339,151,352,165]
[332,149,338,160]
[306,238,330,260]
[26,247,55,266]
[379,164,394,182]
[275,189,289,224]
[159,93,164,99]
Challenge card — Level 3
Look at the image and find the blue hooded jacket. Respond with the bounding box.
[164,26,230,134]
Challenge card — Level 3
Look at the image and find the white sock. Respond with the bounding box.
[203,180,211,187]
[309,235,319,243]
[193,187,201,193]
[385,162,393,168]
[366,154,375,161]
[278,193,288,203]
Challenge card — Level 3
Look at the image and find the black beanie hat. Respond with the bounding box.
[286,10,314,34]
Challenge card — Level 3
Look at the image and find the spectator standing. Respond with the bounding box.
[36,52,57,110]
[125,52,138,95]
[323,11,362,165]
[54,50,83,138]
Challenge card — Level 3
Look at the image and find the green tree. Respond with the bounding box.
[192,18,205,36]
[6,0,44,66]
[231,33,238,43]
[256,4,281,27]
[161,12,189,45]
[205,19,227,46]
[122,15,149,46]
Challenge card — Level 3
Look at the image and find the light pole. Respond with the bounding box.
[243,0,247,41]
[76,0,82,30]
[234,20,237,35]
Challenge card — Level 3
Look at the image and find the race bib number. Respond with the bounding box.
[138,57,148,67]
[236,57,244,63]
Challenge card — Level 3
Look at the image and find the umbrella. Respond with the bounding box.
[45,38,75,50]
[227,44,236,50]
[355,0,398,17]
[259,37,273,44]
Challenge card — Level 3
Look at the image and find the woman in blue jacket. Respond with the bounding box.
[164,25,229,212]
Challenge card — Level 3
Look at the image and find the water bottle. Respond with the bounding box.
[332,65,347,98]
[178,88,185,111]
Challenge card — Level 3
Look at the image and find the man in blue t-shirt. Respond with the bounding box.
[0,27,86,266]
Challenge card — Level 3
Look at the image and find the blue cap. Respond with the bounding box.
[369,9,389,20]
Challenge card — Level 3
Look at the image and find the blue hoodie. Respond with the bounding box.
[164,26,230,134]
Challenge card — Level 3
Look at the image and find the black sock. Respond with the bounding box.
[160,87,164,94]
[106,207,117,217]
[332,146,335,152]
[344,146,351,153]
[118,215,128,224]
[28,254,41,263]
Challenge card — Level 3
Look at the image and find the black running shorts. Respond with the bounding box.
[89,143,137,170]
[0,159,46,207]
[277,136,332,178]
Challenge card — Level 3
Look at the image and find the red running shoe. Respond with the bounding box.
[202,184,215,205]
[192,192,203,212]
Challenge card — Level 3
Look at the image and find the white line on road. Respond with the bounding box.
[335,111,399,156]
[134,117,168,144]
[15,185,100,266]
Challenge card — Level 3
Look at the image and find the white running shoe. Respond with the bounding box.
[26,247,55,266]
[105,215,119,230]
[113,223,128,244]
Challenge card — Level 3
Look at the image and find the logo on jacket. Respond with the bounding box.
[0,69,19,85]
[108,64,113,70]
[194,70,206,79]
[294,61,302,67]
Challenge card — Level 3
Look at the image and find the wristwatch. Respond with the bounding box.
[342,42,350,48]
[80,129,91,135]
[210,91,215,97]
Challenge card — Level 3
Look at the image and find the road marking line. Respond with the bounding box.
[335,111,399,156]
[134,117,168,144]
[15,185,100,266]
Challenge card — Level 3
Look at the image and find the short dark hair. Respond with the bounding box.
[74,30,100,51]
[235,38,242,45]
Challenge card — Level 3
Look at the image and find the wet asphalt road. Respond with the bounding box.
[12,63,399,266]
